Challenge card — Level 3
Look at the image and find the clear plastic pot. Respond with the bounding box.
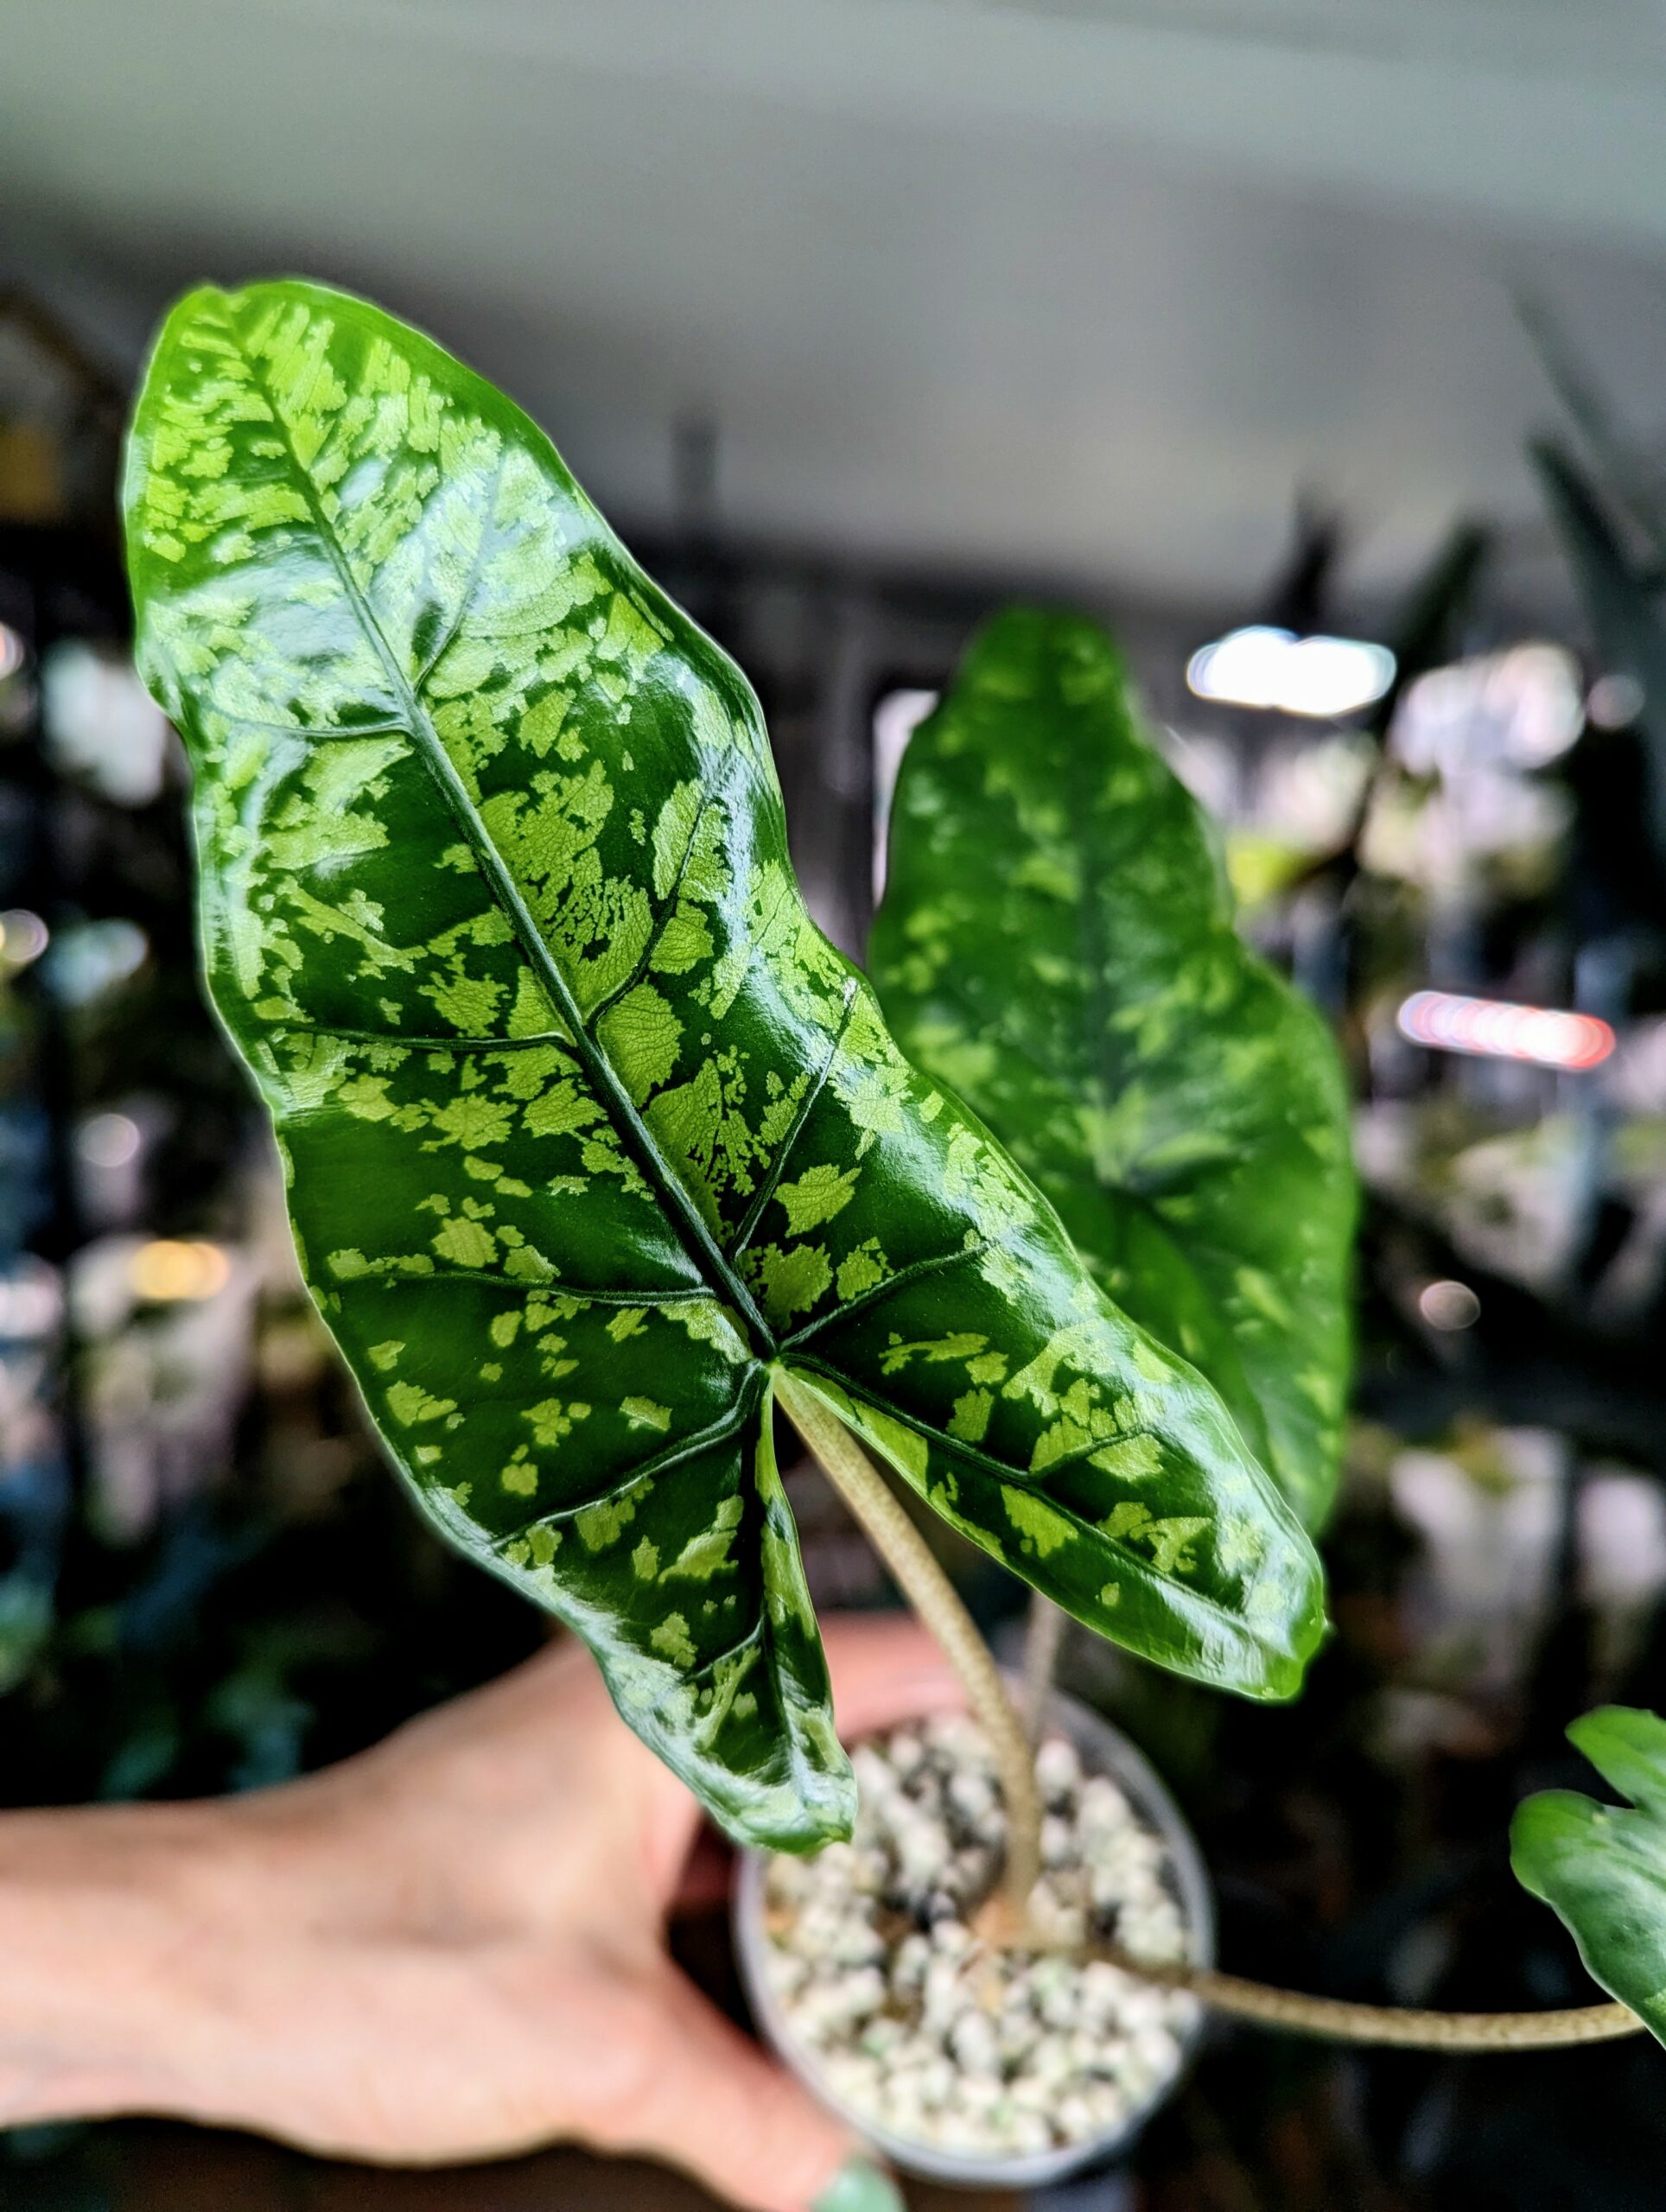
[732,1681,1216,2190]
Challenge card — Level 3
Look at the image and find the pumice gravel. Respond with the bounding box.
[757,1713,1202,2163]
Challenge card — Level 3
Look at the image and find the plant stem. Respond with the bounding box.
[1021,1592,1068,1744]
[1106,1949,1643,2050]
[769,1377,1634,2054]
[773,1369,1042,1912]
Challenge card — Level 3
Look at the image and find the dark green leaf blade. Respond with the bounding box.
[124,284,1324,1851]
[870,608,1356,1529]
[1511,1706,1666,2041]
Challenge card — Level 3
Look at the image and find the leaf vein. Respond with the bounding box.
[785,1357,1256,1630]
[779,1239,989,1351]
[493,1391,759,1547]
[585,791,719,1027]
[230,316,776,1355]
[728,975,859,1259]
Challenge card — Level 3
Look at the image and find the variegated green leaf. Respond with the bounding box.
[870,611,1356,1529]
[124,283,1324,1850]
[1511,1707,1666,2042]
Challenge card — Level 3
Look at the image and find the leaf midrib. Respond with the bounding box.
[231,314,776,1355]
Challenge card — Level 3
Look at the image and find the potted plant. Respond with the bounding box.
[120,278,1665,2188]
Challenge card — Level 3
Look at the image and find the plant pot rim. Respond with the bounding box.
[732,1677,1217,2190]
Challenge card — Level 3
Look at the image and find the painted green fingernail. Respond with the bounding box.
[812,2154,906,2212]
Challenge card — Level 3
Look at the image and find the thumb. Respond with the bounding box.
[600,1968,900,2212]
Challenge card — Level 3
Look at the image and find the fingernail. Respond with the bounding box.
[811,2153,906,2212]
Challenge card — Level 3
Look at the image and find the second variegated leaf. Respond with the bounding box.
[871,610,1356,1529]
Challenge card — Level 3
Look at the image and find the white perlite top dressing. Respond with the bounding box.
[760,1713,1202,2162]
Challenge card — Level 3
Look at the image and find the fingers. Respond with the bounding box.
[596,1968,856,2212]
[819,1611,965,1745]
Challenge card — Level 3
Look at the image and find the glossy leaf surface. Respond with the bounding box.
[124,283,1324,1847]
[871,610,1356,1529]
[1511,1706,1666,2043]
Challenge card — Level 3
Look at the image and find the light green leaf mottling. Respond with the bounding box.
[1005,1489,1072,1559]
[652,1611,697,1669]
[126,283,1325,1853]
[665,1493,745,1581]
[775,1162,862,1235]
[386,1381,455,1426]
[871,609,1356,1529]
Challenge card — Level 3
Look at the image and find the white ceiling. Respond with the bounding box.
[10,0,1666,611]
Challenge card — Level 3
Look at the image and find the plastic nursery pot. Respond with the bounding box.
[733,1683,1216,2190]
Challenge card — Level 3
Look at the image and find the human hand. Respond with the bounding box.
[0,1615,959,2210]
